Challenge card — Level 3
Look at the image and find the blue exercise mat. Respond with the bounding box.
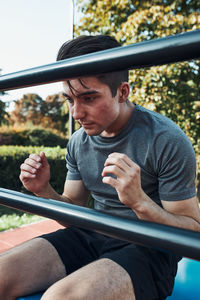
[167,258,200,300]
[17,293,43,300]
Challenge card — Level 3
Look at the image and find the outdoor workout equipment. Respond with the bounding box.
[0,188,200,260]
[0,29,200,299]
[0,30,200,92]
[0,188,200,300]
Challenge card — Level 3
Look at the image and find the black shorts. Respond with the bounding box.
[40,227,180,300]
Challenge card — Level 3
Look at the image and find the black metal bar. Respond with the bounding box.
[0,30,200,92]
[0,188,200,260]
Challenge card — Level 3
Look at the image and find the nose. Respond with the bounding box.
[71,102,86,120]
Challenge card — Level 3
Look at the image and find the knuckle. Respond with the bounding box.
[111,165,117,172]
[113,157,120,164]
[19,171,25,180]
[120,153,127,160]
[135,165,141,173]
[24,158,30,164]
[21,163,28,171]
[106,177,112,184]
[130,172,136,179]
[29,153,38,160]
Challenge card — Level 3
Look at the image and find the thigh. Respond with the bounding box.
[0,237,66,298]
[101,243,179,300]
[40,227,107,275]
[42,258,135,300]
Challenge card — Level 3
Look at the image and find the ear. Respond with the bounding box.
[118,82,130,103]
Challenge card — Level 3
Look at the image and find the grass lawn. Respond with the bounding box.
[0,205,44,232]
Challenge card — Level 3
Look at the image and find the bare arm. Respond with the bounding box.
[102,152,200,232]
[133,195,200,232]
[20,152,89,207]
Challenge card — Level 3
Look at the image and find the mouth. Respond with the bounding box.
[81,122,94,127]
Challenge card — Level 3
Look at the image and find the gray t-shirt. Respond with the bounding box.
[66,104,196,219]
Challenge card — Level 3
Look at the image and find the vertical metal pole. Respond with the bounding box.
[69,0,75,137]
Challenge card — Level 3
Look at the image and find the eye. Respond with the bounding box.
[84,96,95,102]
[67,98,74,104]
[62,93,73,104]
[64,97,74,105]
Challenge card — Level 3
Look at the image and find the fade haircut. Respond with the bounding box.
[57,35,129,97]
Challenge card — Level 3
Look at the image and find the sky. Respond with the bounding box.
[0,0,74,104]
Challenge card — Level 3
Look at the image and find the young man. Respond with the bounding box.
[1,35,200,300]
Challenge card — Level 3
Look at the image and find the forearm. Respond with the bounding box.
[34,182,74,204]
[102,152,200,231]
[133,195,200,232]
[34,181,88,207]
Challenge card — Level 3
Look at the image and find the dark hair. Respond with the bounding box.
[57,35,129,97]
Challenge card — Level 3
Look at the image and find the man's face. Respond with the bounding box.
[63,77,122,137]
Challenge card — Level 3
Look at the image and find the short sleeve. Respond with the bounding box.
[66,138,82,180]
[157,131,197,201]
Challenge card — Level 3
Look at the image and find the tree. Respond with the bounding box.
[0,99,9,126]
[9,93,69,135]
[44,93,69,134]
[75,0,200,139]
[0,69,9,125]
[75,0,200,193]
[10,93,44,125]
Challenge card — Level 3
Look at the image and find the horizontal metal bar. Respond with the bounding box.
[0,188,200,260]
[0,30,200,92]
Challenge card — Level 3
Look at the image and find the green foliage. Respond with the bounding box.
[0,210,44,232]
[0,69,9,125]
[0,70,9,125]
[0,100,9,126]
[75,0,200,197]
[0,145,67,231]
[0,146,67,194]
[76,0,200,37]
[0,128,68,147]
[9,93,69,135]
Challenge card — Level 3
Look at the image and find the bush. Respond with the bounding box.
[0,146,67,194]
[0,128,68,147]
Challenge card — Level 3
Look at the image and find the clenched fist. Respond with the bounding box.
[19,151,50,195]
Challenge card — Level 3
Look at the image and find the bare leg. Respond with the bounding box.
[41,258,135,300]
[0,238,66,300]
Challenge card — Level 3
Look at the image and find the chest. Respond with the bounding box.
[75,139,157,195]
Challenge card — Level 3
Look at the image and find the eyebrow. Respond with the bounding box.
[63,90,100,99]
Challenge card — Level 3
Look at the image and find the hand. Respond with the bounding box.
[102,152,146,210]
[19,151,50,195]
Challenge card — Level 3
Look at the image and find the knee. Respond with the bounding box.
[0,257,17,300]
[41,279,89,300]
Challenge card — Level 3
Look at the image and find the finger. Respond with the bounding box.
[108,153,134,168]
[102,175,117,188]
[20,170,36,181]
[104,155,131,173]
[29,153,42,163]
[20,163,38,175]
[24,158,42,170]
[102,165,124,178]
[40,151,49,167]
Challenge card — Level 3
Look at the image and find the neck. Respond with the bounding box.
[101,102,135,137]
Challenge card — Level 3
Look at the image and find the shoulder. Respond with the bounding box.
[135,105,179,129]
[68,127,87,147]
[134,105,196,172]
[67,127,91,159]
[135,105,192,146]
